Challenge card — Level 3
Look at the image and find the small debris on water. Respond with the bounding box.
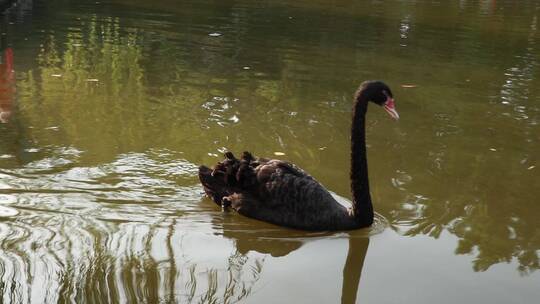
[528,165,535,170]
[208,153,218,157]
[25,148,40,153]
[489,148,497,152]
[0,154,13,159]
[401,84,417,88]
[318,147,327,150]
[229,115,239,123]
[274,152,286,156]
[208,32,222,37]
[86,78,99,82]
[51,74,62,77]
[243,66,251,70]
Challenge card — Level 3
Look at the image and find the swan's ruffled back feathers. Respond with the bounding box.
[198,151,358,230]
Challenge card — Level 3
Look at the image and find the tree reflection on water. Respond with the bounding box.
[388,10,540,275]
[0,214,265,303]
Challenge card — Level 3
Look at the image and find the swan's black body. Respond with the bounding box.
[199,81,397,231]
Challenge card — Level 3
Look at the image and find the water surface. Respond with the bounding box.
[1,0,539,303]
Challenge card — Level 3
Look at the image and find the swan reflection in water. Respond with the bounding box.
[217,209,371,304]
[0,196,371,304]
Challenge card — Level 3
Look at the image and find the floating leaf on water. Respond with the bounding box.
[274,152,285,156]
[208,32,222,37]
[0,205,18,218]
[401,84,417,88]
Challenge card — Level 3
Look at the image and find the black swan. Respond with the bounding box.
[198,81,399,231]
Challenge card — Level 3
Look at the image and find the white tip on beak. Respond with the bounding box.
[383,98,399,120]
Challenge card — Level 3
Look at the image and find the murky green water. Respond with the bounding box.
[1,0,539,303]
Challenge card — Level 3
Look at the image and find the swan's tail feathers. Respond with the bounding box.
[241,151,255,162]
[199,151,261,206]
[236,160,258,189]
[224,151,236,160]
[198,165,229,206]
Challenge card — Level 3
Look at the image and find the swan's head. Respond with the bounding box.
[357,80,399,120]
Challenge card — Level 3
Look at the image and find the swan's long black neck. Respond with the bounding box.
[350,92,374,226]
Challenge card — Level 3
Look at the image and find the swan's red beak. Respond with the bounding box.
[383,98,399,120]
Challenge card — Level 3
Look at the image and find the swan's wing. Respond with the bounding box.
[254,160,330,208]
[199,154,350,230]
[254,159,313,182]
[228,160,350,230]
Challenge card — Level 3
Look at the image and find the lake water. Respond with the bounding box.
[1,0,539,303]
